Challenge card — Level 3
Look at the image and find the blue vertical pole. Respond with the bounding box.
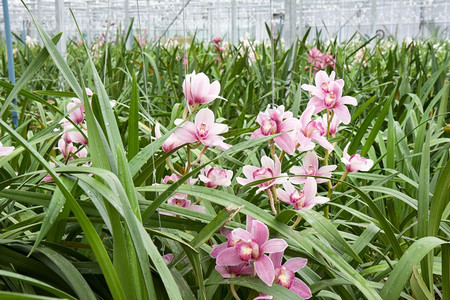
[2,0,19,127]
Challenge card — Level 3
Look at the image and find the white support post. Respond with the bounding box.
[55,0,66,60]
[284,0,297,47]
[125,0,132,49]
[370,0,377,36]
[231,0,237,43]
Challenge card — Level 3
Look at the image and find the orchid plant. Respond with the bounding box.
[154,68,374,299]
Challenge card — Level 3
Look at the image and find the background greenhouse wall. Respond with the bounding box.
[1,0,449,47]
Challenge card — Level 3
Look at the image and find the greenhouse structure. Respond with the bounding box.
[0,0,449,299]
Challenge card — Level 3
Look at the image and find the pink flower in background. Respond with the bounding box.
[199,165,233,188]
[277,179,329,210]
[269,252,312,299]
[75,147,88,159]
[174,108,230,150]
[163,173,181,184]
[250,105,299,154]
[316,114,340,136]
[67,98,85,124]
[212,36,222,44]
[183,71,221,106]
[58,139,76,159]
[0,142,14,156]
[236,156,286,193]
[307,46,322,64]
[290,151,336,184]
[182,56,189,67]
[42,162,56,182]
[216,219,288,286]
[215,263,254,278]
[297,105,333,151]
[342,144,374,173]
[163,253,174,263]
[166,193,205,213]
[322,53,336,70]
[85,88,93,96]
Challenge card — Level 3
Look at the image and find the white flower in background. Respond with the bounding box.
[26,36,37,48]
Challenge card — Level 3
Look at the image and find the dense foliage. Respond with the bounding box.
[0,10,449,300]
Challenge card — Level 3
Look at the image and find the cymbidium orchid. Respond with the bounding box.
[67,98,85,124]
[216,219,288,286]
[166,193,205,213]
[42,162,56,182]
[236,156,286,193]
[0,142,14,156]
[316,114,340,136]
[250,105,299,154]
[62,121,88,145]
[174,108,230,150]
[154,123,184,153]
[268,252,312,299]
[290,151,337,184]
[199,165,233,188]
[277,179,329,210]
[303,71,357,124]
[183,71,221,106]
[215,263,254,279]
[342,144,374,173]
[301,71,344,99]
[297,105,333,151]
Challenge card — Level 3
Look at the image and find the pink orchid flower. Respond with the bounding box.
[277,179,329,210]
[166,193,205,213]
[199,165,233,188]
[0,142,14,156]
[67,98,85,124]
[62,121,87,145]
[216,219,288,286]
[290,151,337,184]
[58,139,76,159]
[303,72,357,124]
[215,263,254,279]
[316,114,340,136]
[236,156,287,193]
[163,253,174,263]
[174,108,230,150]
[301,71,344,99]
[307,46,323,64]
[183,71,221,106]
[268,251,312,299]
[154,123,185,153]
[42,162,56,182]
[212,36,222,44]
[342,144,374,173]
[163,172,197,185]
[250,105,299,154]
[297,105,333,151]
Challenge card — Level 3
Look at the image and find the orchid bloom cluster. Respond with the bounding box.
[212,36,230,64]
[44,89,93,182]
[306,46,336,74]
[211,216,312,299]
[156,71,233,214]
[236,70,373,216]
[58,88,92,161]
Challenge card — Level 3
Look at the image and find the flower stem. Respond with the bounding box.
[267,189,278,216]
[166,158,182,176]
[269,139,276,159]
[291,215,302,229]
[333,170,349,190]
[230,284,241,300]
[279,150,286,163]
[186,145,192,173]
[191,145,208,166]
